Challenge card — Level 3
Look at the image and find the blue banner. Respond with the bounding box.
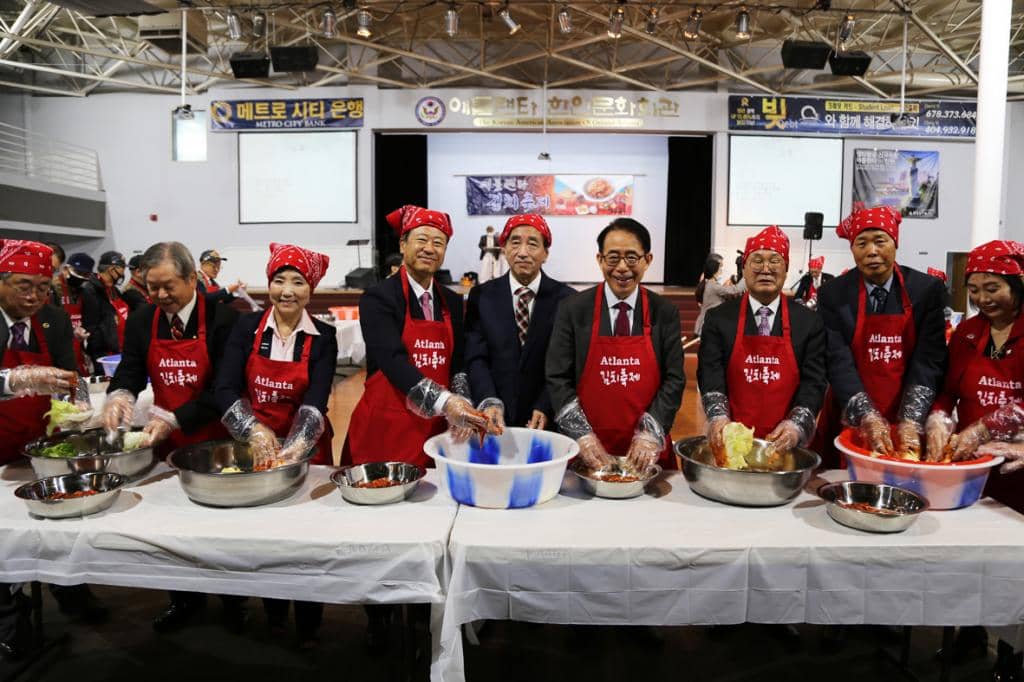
[728,95,976,138]
[209,98,364,130]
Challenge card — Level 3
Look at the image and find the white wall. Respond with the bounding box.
[1003,102,1024,242]
[0,93,25,128]
[24,86,376,286]
[711,132,977,280]
[427,132,669,283]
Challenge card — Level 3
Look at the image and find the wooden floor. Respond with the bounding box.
[327,355,705,464]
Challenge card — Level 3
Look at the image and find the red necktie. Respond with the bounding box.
[613,302,631,336]
[171,314,185,341]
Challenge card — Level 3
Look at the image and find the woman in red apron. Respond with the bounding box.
[701,227,824,463]
[549,219,684,473]
[341,205,492,470]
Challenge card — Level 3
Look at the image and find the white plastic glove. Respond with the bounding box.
[102,389,137,433]
[975,441,1024,473]
[859,410,894,457]
[7,365,77,396]
[576,432,614,470]
[924,411,956,462]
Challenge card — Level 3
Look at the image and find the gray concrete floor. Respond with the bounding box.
[0,584,999,682]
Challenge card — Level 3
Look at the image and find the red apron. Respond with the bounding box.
[813,267,917,467]
[725,294,801,438]
[106,284,129,349]
[0,316,54,465]
[341,267,453,468]
[576,287,676,469]
[146,295,226,457]
[245,309,334,465]
[200,272,221,294]
[952,321,1024,513]
[58,276,90,376]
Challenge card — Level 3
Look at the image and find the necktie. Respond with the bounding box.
[170,314,185,341]
[420,291,433,321]
[9,321,28,351]
[515,287,534,345]
[613,302,631,336]
[757,307,772,336]
[870,286,888,313]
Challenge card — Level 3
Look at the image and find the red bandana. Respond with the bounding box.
[0,239,53,277]
[385,205,453,239]
[927,267,948,283]
[808,256,825,270]
[836,206,902,246]
[965,240,1024,276]
[266,243,330,291]
[743,225,789,263]
[498,214,552,247]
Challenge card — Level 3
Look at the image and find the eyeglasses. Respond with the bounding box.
[747,256,785,272]
[601,252,645,267]
[5,279,52,298]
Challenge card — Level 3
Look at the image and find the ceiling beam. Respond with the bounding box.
[0,77,83,96]
[0,57,183,93]
[890,0,979,84]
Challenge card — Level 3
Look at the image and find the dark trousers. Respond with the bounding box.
[263,599,323,637]
[169,590,246,610]
[0,584,20,644]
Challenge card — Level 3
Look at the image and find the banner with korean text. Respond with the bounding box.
[209,98,364,130]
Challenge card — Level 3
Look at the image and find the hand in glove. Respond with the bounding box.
[706,415,730,468]
[102,389,136,433]
[8,365,77,396]
[442,395,496,445]
[278,405,325,462]
[859,411,894,457]
[975,441,1024,473]
[625,434,661,473]
[765,419,801,455]
[894,419,923,460]
[948,420,991,462]
[248,423,281,469]
[576,432,614,470]
[526,410,548,430]
[141,418,173,447]
[924,411,955,462]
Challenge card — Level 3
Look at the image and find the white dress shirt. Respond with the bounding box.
[166,292,198,331]
[749,295,781,334]
[406,272,436,320]
[263,309,319,361]
[510,272,542,319]
[603,282,640,332]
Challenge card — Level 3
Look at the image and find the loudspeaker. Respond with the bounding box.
[435,269,453,286]
[828,51,872,76]
[345,267,377,290]
[270,45,318,72]
[803,212,824,240]
[229,51,270,79]
[781,40,831,70]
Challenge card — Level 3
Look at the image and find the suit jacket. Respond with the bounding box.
[697,295,828,416]
[546,285,685,433]
[793,272,835,302]
[0,304,77,373]
[478,235,500,260]
[464,272,574,425]
[817,264,948,410]
[120,282,149,312]
[359,272,466,396]
[214,311,338,415]
[108,296,239,434]
[197,278,235,306]
[80,278,125,361]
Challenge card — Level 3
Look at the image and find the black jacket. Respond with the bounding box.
[359,272,466,395]
[465,272,574,425]
[214,311,338,415]
[792,272,835,302]
[0,304,77,373]
[478,234,501,260]
[80,278,125,361]
[108,295,239,434]
[546,285,685,434]
[198,276,234,306]
[120,281,150,312]
[817,265,948,410]
[697,295,828,416]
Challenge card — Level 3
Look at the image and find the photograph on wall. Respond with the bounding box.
[852,149,939,219]
[466,174,633,216]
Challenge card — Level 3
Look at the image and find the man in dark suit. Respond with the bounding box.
[478,225,504,282]
[816,206,948,460]
[699,226,827,459]
[465,214,574,430]
[547,218,684,472]
[791,256,834,307]
[197,249,245,305]
[80,250,128,362]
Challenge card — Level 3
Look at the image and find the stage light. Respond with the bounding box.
[644,6,658,35]
[320,9,337,38]
[607,4,624,39]
[252,12,266,38]
[838,13,855,51]
[499,7,521,35]
[557,6,572,34]
[226,11,242,40]
[734,7,750,40]
[683,7,702,40]
[444,4,459,37]
[356,9,372,38]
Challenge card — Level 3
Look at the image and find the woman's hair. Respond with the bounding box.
[702,254,723,279]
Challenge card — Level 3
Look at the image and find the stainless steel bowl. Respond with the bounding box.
[675,436,821,507]
[818,480,927,533]
[569,456,661,499]
[330,462,425,505]
[14,472,126,519]
[167,439,312,508]
[24,427,155,480]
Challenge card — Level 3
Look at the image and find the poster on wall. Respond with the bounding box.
[465,175,633,216]
[852,149,939,219]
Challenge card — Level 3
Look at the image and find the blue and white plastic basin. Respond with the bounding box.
[423,427,578,509]
[97,354,121,377]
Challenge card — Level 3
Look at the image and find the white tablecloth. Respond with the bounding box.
[335,320,365,366]
[0,464,456,608]
[434,471,1024,682]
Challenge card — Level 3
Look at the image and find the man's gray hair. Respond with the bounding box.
[140,242,196,279]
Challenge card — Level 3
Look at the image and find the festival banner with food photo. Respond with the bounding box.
[852,149,939,219]
[465,174,634,216]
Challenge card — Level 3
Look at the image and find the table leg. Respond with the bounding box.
[0,583,69,682]
[939,626,955,682]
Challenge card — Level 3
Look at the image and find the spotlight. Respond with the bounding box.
[226,11,242,40]
[644,7,658,35]
[252,12,266,39]
[683,7,702,40]
[356,9,372,38]
[734,7,750,40]
[838,13,855,50]
[607,4,624,39]
[499,7,521,35]
[557,6,572,34]
[321,8,337,38]
[538,151,551,161]
[444,4,459,37]
[172,104,194,121]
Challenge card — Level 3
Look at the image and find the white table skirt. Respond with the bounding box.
[335,320,365,366]
[434,470,1024,682]
[0,464,456,607]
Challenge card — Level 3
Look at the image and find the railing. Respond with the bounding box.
[0,120,102,192]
